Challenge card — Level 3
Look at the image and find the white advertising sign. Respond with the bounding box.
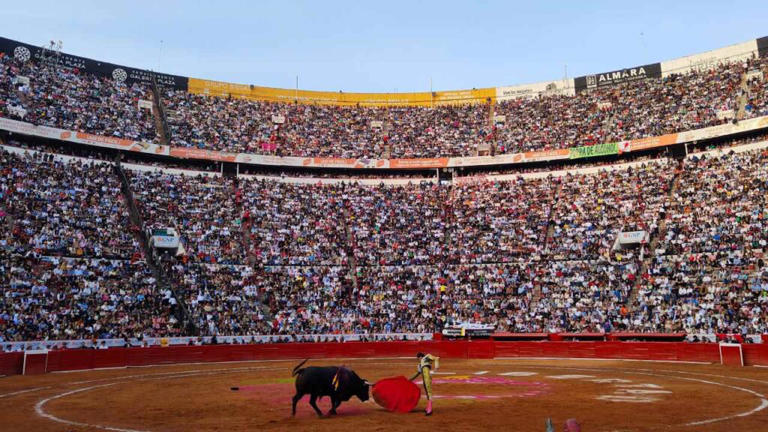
[496,79,575,101]
[661,40,758,77]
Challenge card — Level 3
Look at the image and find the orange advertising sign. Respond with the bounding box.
[169,148,238,162]
[389,158,449,169]
[628,133,678,152]
[523,149,570,161]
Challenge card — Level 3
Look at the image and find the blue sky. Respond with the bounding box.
[3,1,767,92]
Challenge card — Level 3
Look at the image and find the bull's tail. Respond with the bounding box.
[292,359,309,376]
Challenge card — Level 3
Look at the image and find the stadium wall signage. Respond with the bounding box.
[2,115,767,169]
[495,80,576,101]
[186,77,496,107]
[0,36,188,90]
[661,40,759,77]
[759,36,768,58]
[617,231,648,245]
[574,63,661,92]
[1,34,765,103]
[569,142,619,159]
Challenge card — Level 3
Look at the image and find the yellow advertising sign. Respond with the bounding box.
[187,78,495,107]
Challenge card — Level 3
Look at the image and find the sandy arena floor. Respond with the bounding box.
[0,358,767,431]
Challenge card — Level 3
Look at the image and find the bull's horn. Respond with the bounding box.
[364,380,370,385]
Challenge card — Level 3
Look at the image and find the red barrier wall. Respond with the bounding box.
[492,341,720,363]
[0,352,23,376]
[2,341,767,376]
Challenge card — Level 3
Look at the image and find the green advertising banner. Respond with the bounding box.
[569,142,619,159]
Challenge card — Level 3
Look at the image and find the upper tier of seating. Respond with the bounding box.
[0,54,157,142]
[2,51,767,159]
[162,60,750,157]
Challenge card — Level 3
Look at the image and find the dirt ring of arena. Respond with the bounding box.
[1,358,767,432]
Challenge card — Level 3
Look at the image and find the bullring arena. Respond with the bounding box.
[3,6,768,432]
[2,341,768,431]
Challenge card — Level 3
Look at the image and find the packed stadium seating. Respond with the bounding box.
[158,58,760,158]
[2,41,768,345]
[1,150,135,258]
[744,57,768,118]
[0,54,158,142]
[1,50,766,159]
[549,160,676,261]
[3,139,768,343]
[0,150,179,341]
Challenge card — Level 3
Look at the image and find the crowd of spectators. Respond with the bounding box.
[159,58,761,158]
[495,62,742,153]
[658,150,767,258]
[0,149,180,342]
[1,150,136,257]
[163,263,273,336]
[744,56,768,118]
[448,178,555,263]
[345,182,449,266]
[631,254,767,335]
[1,49,766,162]
[240,178,349,266]
[630,148,768,335]
[534,260,639,333]
[0,53,157,142]
[163,91,490,158]
[549,159,675,261]
[3,141,768,341]
[130,171,244,264]
[1,255,178,341]
[100,148,768,338]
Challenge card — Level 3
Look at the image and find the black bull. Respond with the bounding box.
[291,359,370,417]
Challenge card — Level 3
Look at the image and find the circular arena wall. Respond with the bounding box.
[2,355,768,431]
[3,340,768,376]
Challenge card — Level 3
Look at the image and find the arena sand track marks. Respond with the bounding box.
[0,359,766,431]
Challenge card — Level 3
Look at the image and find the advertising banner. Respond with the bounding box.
[495,79,576,101]
[433,88,496,105]
[618,231,649,245]
[448,149,570,168]
[0,117,171,155]
[169,147,238,162]
[2,115,767,170]
[151,235,180,249]
[661,40,758,77]
[574,63,661,92]
[300,157,385,169]
[625,133,678,152]
[188,78,493,107]
[569,142,618,159]
[0,37,188,90]
[389,158,449,169]
[676,115,768,143]
[759,36,768,58]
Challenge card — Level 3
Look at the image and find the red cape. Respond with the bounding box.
[372,376,421,413]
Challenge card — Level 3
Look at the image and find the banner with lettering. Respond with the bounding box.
[0,36,188,90]
[188,78,494,107]
[758,36,768,58]
[574,63,661,92]
[569,142,618,159]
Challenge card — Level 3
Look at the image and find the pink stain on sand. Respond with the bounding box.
[233,383,373,416]
[235,376,549,407]
[417,376,548,386]
[415,376,550,400]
